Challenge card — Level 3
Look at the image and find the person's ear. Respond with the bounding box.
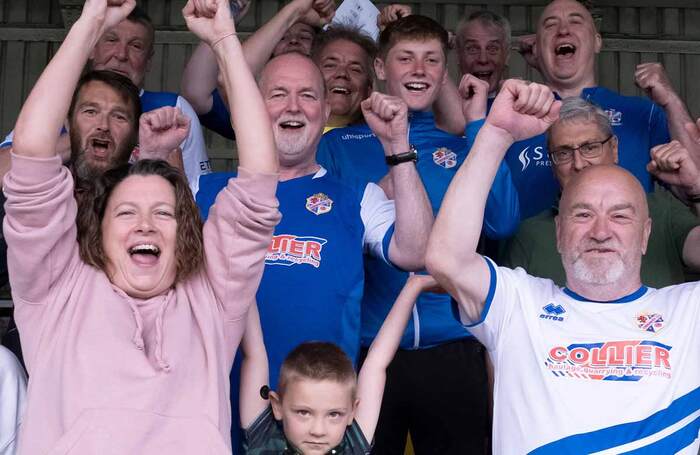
[270,391,283,420]
[374,57,387,81]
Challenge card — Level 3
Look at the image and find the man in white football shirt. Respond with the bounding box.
[427,78,700,454]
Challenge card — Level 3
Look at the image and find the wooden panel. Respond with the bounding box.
[7,0,27,23]
[1,41,24,134]
[684,53,700,118]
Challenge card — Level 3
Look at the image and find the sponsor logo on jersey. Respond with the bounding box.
[540,303,566,322]
[636,312,664,333]
[545,340,672,381]
[266,234,327,268]
[341,133,375,140]
[605,108,623,126]
[518,146,550,171]
[432,147,457,169]
[306,193,333,215]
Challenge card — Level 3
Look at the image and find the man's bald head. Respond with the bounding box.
[556,164,651,296]
[560,165,648,220]
[258,53,330,171]
[259,53,326,97]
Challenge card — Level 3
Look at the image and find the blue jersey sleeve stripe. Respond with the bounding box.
[529,386,700,454]
[381,223,396,266]
[620,415,700,455]
[462,255,497,328]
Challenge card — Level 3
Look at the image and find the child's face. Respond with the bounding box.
[271,378,357,454]
[374,37,447,112]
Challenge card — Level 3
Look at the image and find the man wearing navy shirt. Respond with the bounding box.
[465,0,693,219]
[318,15,519,454]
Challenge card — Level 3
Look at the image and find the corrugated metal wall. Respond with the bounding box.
[1,0,699,171]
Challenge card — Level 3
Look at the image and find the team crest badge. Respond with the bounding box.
[636,312,664,333]
[306,193,333,215]
[432,147,457,169]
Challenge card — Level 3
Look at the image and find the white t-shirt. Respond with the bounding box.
[460,257,700,454]
[0,345,26,455]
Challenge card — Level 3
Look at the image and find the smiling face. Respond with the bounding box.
[457,20,509,94]
[90,19,153,89]
[260,54,330,170]
[375,38,447,111]
[273,22,316,57]
[556,166,650,291]
[535,0,601,92]
[271,378,357,454]
[549,118,618,188]
[101,174,178,300]
[69,80,137,179]
[316,39,372,121]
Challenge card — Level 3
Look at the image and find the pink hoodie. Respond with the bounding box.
[4,154,280,455]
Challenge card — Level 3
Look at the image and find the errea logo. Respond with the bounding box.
[540,303,566,322]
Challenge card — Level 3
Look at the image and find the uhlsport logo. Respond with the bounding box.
[518,146,549,171]
[306,193,333,215]
[545,340,672,381]
[432,147,457,169]
[540,303,566,322]
[266,234,327,268]
[605,108,623,126]
[636,312,664,333]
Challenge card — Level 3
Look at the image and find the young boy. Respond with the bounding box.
[239,274,439,454]
[315,13,515,453]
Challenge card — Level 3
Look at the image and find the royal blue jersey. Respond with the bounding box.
[198,89,235,140]
[197,168,395,386]
[467,86,671,219]
[317,111,520,349]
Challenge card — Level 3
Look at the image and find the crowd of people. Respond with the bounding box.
[0,0,698,453]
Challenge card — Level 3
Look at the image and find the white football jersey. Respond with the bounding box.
[463,258,700,454]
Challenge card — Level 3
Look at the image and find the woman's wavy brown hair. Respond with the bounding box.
[76,159,204,283]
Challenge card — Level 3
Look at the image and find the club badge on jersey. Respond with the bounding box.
[636,312,665,333]
[432,147,457,169]
[306,193,333,215]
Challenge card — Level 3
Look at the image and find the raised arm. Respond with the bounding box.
[181,0,332,115]
[136,106,190,171]
[362,92,433,271]
[184,0,277,173]
[13,0,135,158]
[239,304,271,429]
[635,63,695,151]
[355,274,440,441]
[426,79,560,322]
[646,140,700,270]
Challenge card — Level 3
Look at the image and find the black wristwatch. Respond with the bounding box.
[386,145,418,166]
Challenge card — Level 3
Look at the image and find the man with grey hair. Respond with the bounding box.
[456,10,511,97]
[502,96,700,287]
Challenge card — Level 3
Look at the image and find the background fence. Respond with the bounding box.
[1,0,699,171]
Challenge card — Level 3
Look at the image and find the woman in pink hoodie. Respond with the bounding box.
[5,0,279,453]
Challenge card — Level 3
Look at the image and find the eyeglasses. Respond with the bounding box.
[549,135,614,165]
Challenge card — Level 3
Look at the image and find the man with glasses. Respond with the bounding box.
[502,96,700,287]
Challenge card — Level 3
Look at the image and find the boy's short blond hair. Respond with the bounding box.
[278,342,357,399]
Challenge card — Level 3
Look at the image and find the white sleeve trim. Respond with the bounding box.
[176,96,211,196]
[360,182,395,262]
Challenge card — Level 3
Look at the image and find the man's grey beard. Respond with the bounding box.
[70,150,104,183]
[569,255,625,285]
